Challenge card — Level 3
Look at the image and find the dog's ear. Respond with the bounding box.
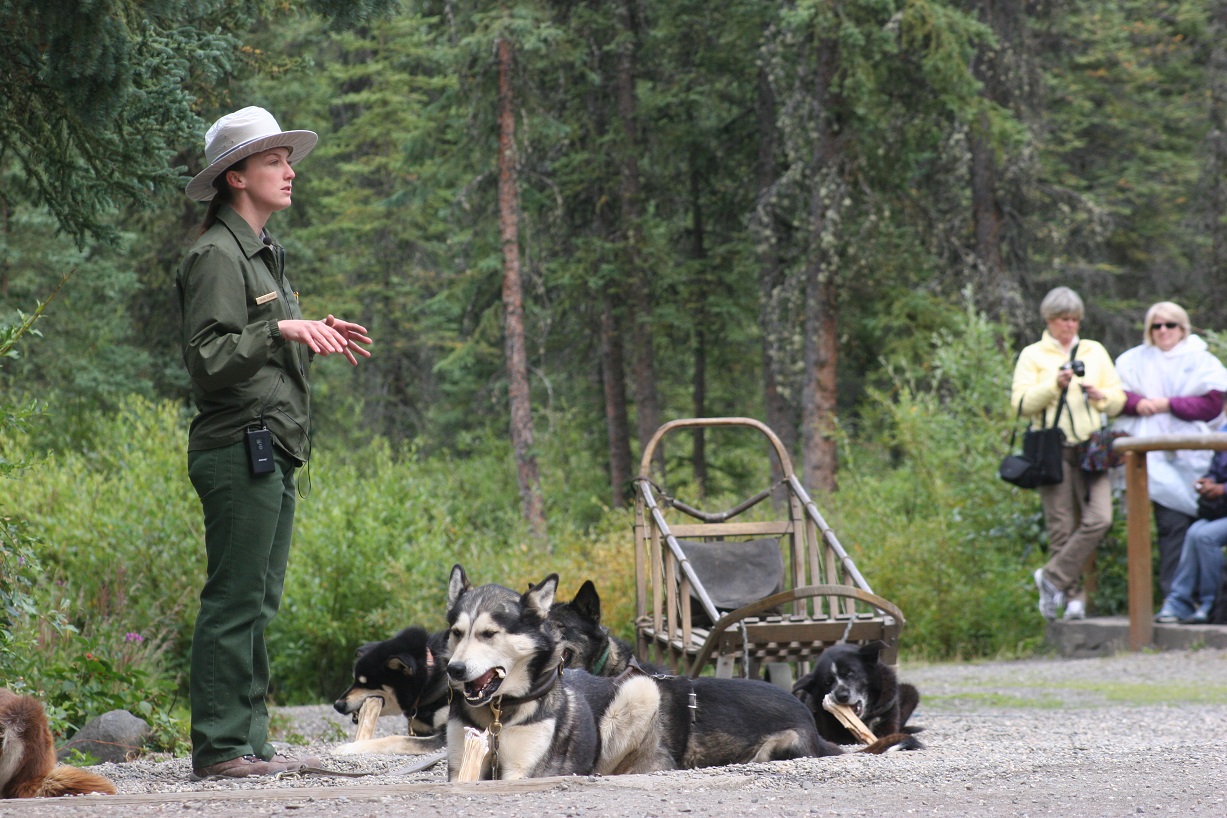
[448,564,472,609]
[858,641,886,664]
[387,657,415,677]
[523,573,559,619]
[571,580,602,625]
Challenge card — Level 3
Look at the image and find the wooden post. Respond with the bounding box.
[1124,449,1154,650]
[1115,433,1227,650]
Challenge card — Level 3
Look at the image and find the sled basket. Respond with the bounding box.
[633,418,905,687]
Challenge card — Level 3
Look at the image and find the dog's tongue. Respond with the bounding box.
[465,667,504,701]
[473,668,499,689]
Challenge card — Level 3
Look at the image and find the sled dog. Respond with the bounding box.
[549,580,922,759]
[332,626,450,755]
[548,580,640,676]
[793,641,921,744]
[444,565,678,780]
[0,688,117,798]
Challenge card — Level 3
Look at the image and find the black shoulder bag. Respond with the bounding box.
[999,348,1076,489]
[999,396,1070,488]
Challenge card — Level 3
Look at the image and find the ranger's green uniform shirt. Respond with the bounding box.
[176,206,312,462]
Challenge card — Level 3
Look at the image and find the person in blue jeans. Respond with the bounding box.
[1155,436,1227,625]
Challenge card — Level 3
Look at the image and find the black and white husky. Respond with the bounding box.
[548,580,640,675]
[548,580,923,761]
[444,565,677,780]
[332,626,451,755]
[793,641,922,744]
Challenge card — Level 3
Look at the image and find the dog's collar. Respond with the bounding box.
[590,642,611,676]
[491,661,563,710]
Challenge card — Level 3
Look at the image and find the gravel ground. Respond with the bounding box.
[4,648,1227,817]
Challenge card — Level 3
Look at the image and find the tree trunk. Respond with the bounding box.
[967,0,1027,329]
[800,34,841,495]
[1209,0,1227,322]
[496,25,547,546]
[614,0,662,474]
[0,198,8,298]
[689,154,708,499]
[969,112,1007,310]
[801,262,840,494]
[600,292,634,506]
[754,60,796,493]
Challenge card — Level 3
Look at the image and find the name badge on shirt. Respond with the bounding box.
[255,291,279,305]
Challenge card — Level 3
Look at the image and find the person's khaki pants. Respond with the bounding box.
[1038,446,1112,604]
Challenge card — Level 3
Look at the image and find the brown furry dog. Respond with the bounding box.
[0,688,117,798]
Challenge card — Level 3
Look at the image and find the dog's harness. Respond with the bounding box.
[623,656,698,723]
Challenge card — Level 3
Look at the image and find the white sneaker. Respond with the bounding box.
[1034,568,1065,621]
[1063,599,1086,620]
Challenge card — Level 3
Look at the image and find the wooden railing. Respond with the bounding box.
[1115,433,1227,649]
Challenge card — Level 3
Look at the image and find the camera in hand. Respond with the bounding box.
[1060,360,1086,377]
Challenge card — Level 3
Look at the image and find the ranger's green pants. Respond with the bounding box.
[188,440,297,768]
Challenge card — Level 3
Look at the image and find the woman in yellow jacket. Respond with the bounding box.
[1011,287,1126,621]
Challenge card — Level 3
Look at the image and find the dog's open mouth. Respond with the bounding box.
[463,667,506,704]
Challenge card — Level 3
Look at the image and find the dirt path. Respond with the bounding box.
[5,648,1226,817]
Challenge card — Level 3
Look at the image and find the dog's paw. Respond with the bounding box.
[334,741,363,755]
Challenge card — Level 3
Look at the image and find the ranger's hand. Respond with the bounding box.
[323,314,374,365]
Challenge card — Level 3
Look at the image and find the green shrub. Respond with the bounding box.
[3,391,188,750]
[29,646,189,755]
[270,424,625,703]
[826,302,1049,659]
[7,396,201,681]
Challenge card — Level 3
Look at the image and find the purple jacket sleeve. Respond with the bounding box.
[1169,391,1225,422]
[1121,391,1143,416]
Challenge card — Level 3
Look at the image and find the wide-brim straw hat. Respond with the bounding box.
[186,106,318,202]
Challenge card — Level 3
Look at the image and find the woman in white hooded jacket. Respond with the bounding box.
[1113,302,1227,598]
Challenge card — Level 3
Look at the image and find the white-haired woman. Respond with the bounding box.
[177,107,373,779]
[1011,287,1126,621]
[1113,301,1227,598]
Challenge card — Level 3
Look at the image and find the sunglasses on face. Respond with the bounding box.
[1151,322,1180,331]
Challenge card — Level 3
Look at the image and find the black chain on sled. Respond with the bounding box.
[634,476,672,507]
[839,612,856,644]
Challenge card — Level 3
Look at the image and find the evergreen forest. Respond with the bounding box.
[3,0,1226,745]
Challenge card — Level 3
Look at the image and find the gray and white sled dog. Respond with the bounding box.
[443,565,677,780]
[444,569,919,781]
